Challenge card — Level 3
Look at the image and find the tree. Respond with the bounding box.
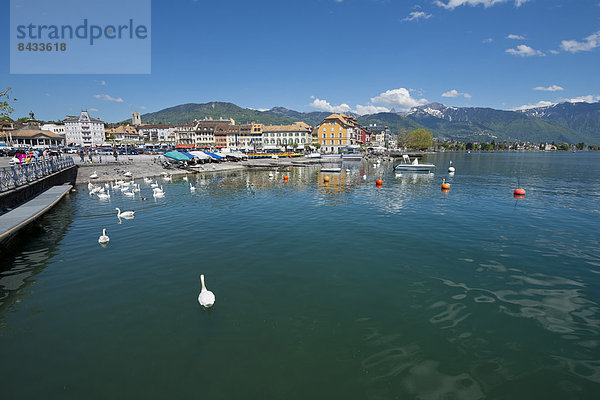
[558,142,569,151]
[406,129,433,150]
[1,88,17,119]
[576,142,586,151]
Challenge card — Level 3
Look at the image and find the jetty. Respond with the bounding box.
[0,185,72,245]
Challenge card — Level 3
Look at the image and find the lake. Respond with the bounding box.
[1,152,599,399]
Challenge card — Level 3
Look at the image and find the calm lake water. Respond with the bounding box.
[1,152,599,399]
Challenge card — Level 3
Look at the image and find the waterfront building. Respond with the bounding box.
[262,122,312,151]
[317,114,365,153]
[132,111,141,126]
[227,123,263,150]
[40,123,66,138]
[5,128,64,147]
[64,111,105,147]
[105,124,140,144]
[194,118,234,148]
[174,122,196,147]
[137,124,175,143]
[367,124,391,148]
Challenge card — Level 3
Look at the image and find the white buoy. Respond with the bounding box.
[448,161,455,173]
[98,228,110,244]
[198,274,215,308]
[115,208,135,218]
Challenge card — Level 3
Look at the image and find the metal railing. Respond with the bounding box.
[0,156,75,193]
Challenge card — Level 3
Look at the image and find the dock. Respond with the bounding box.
[0,185,72,245]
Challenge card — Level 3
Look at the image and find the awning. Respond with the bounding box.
[203,151,223,160]
[164,151,191,161]
[189,151,212,160]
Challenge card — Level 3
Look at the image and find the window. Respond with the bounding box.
[331,127,334,132]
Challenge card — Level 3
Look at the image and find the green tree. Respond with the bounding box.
[1,88,17,119]
[558,142,569,151]
[406,128,433,150]
[576,142,586,151]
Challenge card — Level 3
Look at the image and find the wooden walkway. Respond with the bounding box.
[0,185,72,244]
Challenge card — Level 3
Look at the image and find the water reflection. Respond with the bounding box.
[0,198,73,318]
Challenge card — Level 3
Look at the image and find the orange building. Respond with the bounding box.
[317,114,364,153]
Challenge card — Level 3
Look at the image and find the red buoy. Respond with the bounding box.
[376,179,383,185]
[514,188,526,196]
[283,175,289,181]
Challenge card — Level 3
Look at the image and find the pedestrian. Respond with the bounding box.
[99,154,102,163]
[88,152,93,163]
[79,150,84,162]
[113,149,118,161]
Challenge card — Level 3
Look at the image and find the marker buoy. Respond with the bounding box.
[283,175,289,181]
[514,188,526,196]
[441,178,450,190]
[324,175,330,182]
[376,179,383,185]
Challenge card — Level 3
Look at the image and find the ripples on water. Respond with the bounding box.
[1,152,599,399]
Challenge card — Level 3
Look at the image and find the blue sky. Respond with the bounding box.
[2,0,599,122]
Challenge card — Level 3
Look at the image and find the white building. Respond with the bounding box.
[40,123,66,137]
[132,111,141,126]
[64,111,105,147]
[138,124,175,143]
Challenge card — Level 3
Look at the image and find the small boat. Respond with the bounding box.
[306,152,322,159]
[393,155,435,172]
[321,167,342,173]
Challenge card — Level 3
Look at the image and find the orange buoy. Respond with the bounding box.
[283,175,289,181]
[514,188,526,196]
[441,178,450,190]
[376,179,383,185]
[324,175,330,182]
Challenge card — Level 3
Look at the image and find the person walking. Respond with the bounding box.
[79,150,84,162]
[113,149,118,162]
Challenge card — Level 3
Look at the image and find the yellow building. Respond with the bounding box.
[317,114,363,153]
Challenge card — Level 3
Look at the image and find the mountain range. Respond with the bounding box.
[137,101,600,144]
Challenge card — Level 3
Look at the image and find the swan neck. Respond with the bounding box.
[200,274,206,290]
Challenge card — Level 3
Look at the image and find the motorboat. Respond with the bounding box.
[321,167,342,173]
[393,155,435,172]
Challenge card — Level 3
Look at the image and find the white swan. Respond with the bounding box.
[153,191,164,198]
[190,183,196,192]
[448,161,455,173]
[362,174,367,180]
[198,274,215,308]
[150,182,159,188]
[124,171,132,177]
[98,228,110,244]
[144,177,152,184]
[124,191,135,197]
[133,184,141,193]
[97,192,110,199]
[90,171,98,179]
[115,208,135,218]
[163,175,172,181]
[183,176,188,182]
[268,172,274,179]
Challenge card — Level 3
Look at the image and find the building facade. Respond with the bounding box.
[105,125,140,143]
[262,122,312,150]
[367,124,391,148]
[40,123,66,137]
[132,112,141,126]
[64,111,105,147]
[137,124,175,143]
[317,114,365,153]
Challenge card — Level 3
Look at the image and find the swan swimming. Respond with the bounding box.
[183,176,188,182]
[115,208,135,218]
[198,274,215,308]
[190,183,196,192]
[97,192,110,199]
[124,191,135,197]
[153,191,165,198]
[98,228,110,244]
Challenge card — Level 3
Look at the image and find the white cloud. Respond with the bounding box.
[435,0,530,10]
[89,108,99,112]
[560,31,600,53]
[512,101,555,111]
[355,104,391,115]
[45,93,51,97]
[507,34,525,40]
[402,11,432,22]
[309,98,353,114]
[562,95,600,103]
[483,38,493,43]
[442,89,472,98]
[309,98,390,116]
[533,85,564,92]
[506,44,544,57]
[549,49,560,55]
[371,88,428,111]
[139,106,147,110]
[94,94,124,103]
